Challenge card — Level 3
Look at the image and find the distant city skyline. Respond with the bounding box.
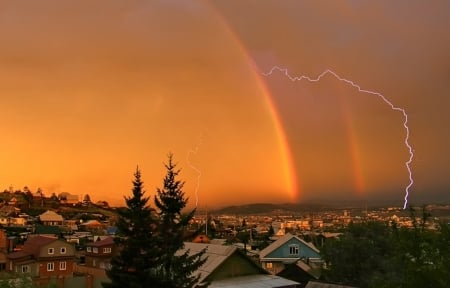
[1,1,449,208]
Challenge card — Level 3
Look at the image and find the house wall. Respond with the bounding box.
[42,220,64,226]
[266,238,320,259]
[37,259,74,277]
[10,217,27,226]
[85,255,111,270]
[74,262,108,277]
[207,253,262,282]
[38,241,75,259]
[261,260,285,275]
[9,260,39,277]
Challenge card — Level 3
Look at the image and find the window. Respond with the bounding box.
[289,244,299,256]
[48,248,54,255]
[47,262,54,271]
[93,247,98,254]
[103,247,112,253]
[87,246,92,252]
[60,261,66,271]
[60,247,66,254]
[266,262,273,269]
[21,265,29,273]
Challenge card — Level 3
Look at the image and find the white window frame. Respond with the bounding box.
[60,247,66,254]
[60,261,66,271]
[21,265,29,273]
[103,247,111,253]
[289,244,299,256]
[93,247,98,254]
[48,248,54,255]
[47,262,54,271]
[86,246,92,252]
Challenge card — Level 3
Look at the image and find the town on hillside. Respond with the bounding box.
[0,187,448,287]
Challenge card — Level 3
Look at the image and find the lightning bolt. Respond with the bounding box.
[186,136,203,208]
[262,66,414,209]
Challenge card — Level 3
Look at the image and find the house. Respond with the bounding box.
[192,234,210,244]
[277,260,321,287]
[181,242,299,287]
[260,233,321,275]
[9,217,27,226]
[0,205,19,217]
[39,210,64,226]
[0,216,9,226]
[79,220,103,232]
[6,236,75,279]
[58,192,79,205]
[84,236,115,274]
[8,197,18,206]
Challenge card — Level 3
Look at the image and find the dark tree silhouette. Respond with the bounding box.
[153,153,207,288]
[104,168,161,288]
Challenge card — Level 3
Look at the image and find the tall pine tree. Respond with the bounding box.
[153,153,207,288]
[104,167,161,288]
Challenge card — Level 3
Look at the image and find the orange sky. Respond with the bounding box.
[1,1,449,208]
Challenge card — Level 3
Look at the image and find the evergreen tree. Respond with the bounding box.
[153,153,207,288]
[104,168,161,288]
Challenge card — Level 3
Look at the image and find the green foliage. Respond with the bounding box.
[0,273,36,288]
[321,207,450,288]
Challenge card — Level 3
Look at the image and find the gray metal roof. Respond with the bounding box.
[38,210,64,222]
[208,274,299,288]
[305,281,358,288]
[181,242,238,283]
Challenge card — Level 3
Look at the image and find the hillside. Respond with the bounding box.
[212,203,333,215]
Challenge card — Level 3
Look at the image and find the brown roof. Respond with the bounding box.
[8,236,62,260]
[6,250,33,260]
[23,236,58,257]
[88,236,114,247]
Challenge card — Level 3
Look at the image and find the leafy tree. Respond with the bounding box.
[153,153,207,288]
[103,168,161,288]
[321,207,450,288]
[37,188,44,207]
[82,194,91,206]
[322,221,393,287]
[24,191,33,209]
[50,193,58,202]
[236,230,250,254]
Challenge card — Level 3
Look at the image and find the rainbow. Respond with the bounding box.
[205,3,299,201]
[206,3,415,203]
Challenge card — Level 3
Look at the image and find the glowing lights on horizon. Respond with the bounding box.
[262,66,414,209]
